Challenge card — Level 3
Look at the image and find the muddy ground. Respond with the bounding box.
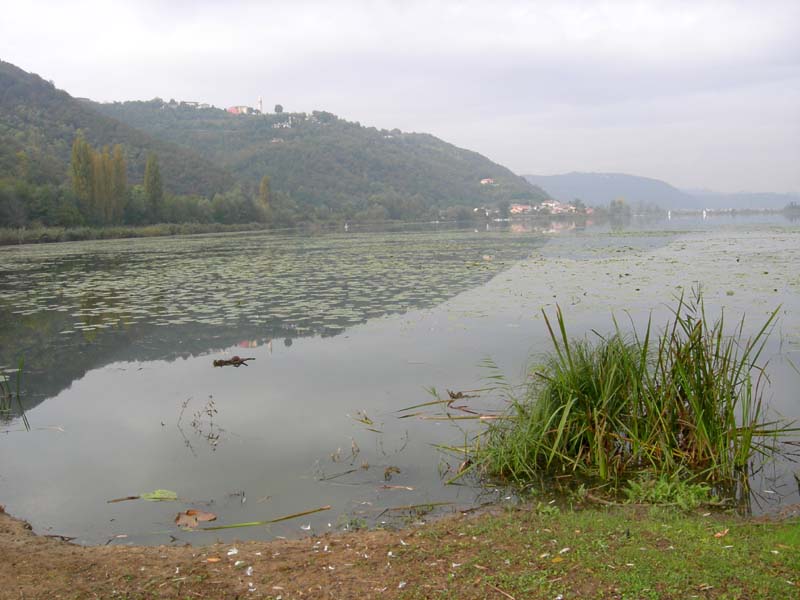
[2,503,798,600]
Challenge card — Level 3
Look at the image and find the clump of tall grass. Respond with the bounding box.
[475,292,795,497]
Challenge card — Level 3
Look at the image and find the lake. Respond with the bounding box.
[1,214,798,545]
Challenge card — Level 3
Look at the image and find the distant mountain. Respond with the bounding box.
[684,190,800,210]
[524,172,699,210]
[92,100,547,211]
[0,60,233,195]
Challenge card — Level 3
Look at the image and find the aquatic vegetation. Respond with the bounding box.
[0,359,29,431]
[0,230,543,361]
[474,292,797,500]
[623,474,717,510]
[0,223,267,246]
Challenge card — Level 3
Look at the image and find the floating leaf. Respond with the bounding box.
[140,489,178,501]
[175,509,217,529]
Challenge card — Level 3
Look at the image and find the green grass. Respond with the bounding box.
[398,506,799,599]
[474,291,797,502]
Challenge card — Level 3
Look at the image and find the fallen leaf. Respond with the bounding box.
[206,557,221,563]
[175,509,217,529]
[714,528,729,538]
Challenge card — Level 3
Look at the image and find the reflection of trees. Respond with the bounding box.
[0,227,578,418]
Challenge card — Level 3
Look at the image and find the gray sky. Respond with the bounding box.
[2,0,798,193]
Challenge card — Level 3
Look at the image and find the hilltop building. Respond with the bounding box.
[227,105,259,115]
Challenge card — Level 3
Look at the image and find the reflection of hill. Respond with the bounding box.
[0,314,308,412]
[0,230,550,412]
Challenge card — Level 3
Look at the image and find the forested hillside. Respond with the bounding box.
[0,60,233,195]
[1,59,546,232]
[92,100,547,216]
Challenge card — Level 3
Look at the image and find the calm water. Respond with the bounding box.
[1,215,798,545]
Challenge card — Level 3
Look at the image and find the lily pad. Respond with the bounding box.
[140,489,178,501]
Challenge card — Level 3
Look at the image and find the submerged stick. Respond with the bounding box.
[106,495,141,503]
[318,468,359,481]
[201,505,332,530]
[213,356,255,368]
[385,501,455,512]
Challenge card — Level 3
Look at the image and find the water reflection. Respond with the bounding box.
[1,229,551,408]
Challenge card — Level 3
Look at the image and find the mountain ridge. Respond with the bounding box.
[525,172,798,210]
[524,172,699,209]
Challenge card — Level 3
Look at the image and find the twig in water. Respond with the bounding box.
[106,495,141,504]
[201,505,332,530]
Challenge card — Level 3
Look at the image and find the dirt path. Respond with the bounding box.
[1,506,426,599]
[3,504,798,599]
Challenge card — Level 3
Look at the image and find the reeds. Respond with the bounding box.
[475,291,796,497]
[0,359,30,431]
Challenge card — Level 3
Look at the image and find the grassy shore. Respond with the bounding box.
[0,222,270,245]
[1,503,797,599]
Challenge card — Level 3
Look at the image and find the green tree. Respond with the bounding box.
[110,145,128,224]
[497,200,510,219]
[70,135,94,218]
[609,198,630,218]
[92,146,113,224]
[15,151,29,180]
[274,104,283,114]
[144,153,163,223]
[258,176,271,209]
[570,198,586,213]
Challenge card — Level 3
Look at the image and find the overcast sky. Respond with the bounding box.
[2,0,798,193]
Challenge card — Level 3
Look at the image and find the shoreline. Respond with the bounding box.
[2,501,797,599]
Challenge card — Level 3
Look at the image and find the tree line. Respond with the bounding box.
[0,136,284,229]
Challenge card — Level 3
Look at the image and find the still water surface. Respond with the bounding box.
[1,215,798,545]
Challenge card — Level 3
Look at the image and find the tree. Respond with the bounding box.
[15,151,29,180]
[497,200,510,219]
[609,198,630,218]
[92,146,113,224]
[274,104,283,114]
[110,145,128,223]
[258,175,271,210]
[144,153,163,223]
[70,135,93,217]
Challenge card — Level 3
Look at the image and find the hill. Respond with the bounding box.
[91,99,547,215]
[524,172,699,210]
[685,190,800,210]
[0,60,234,196]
